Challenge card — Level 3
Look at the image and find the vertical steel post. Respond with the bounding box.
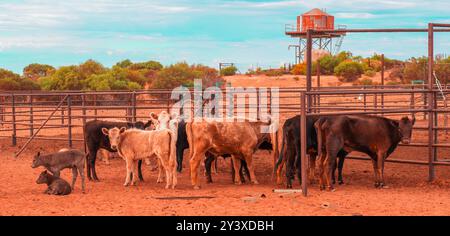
[11,94,16,146]
[427,23,435,181]
[300,92,307,197]
[374,86,378,112]
[316,62,321,113]
[61,95,65,125]
[82,94,87,153]
[381,54,385,115]
[306,29,313,112]
[29,94,33,137]
[94,94,98,120]
[67,95,72,148]
[411,86,415,118]
[363,86,367,112]
[132,91,137,123]
[166,92,171,113]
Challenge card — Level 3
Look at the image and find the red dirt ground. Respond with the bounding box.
[0,135,449,216]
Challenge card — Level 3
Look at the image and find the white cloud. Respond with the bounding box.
[335,12,377,19]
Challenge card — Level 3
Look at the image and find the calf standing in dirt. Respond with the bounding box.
[36,170,72,195]
[31,149,86,193]
[102,127,177,189]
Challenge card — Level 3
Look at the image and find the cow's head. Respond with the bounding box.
[398,116,415,144]
[36,170,50,184]
[134,120,155,130]
[31,151,42,168]
[102,127,126,150]
[149,112,160,128]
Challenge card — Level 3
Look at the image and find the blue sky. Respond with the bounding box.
[0,0,449,74]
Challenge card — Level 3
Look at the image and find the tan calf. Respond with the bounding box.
[102,127,177,189]
[149,111,180,183]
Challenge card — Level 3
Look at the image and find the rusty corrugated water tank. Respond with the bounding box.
[297,8,335,32]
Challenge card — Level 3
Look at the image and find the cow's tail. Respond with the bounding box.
[314,118,324,159]
[82,124,89,170]
[186,121,194,161]
[274,129,285,175]
[167,129,178,188]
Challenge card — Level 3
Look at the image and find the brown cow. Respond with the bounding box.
[102,127,177,189]
[186,117,278,189]
[315,115,415,190]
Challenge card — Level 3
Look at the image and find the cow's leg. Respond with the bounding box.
[242,152,258,185]
[176,145,184,173]
[86,153,92,181]
[331,159,337,185]
[241,160,250,183]
[78,166,86,194]
[377,152,387,188]
[90,148,100,181]
[131,160,139,186]
[323,135,341,191]
[158,155,171,189]
[230,158,236,183]
[204,154,214,184]
[285,146,295,188]
[370,155,380,188]
[337,152,347,185]
[157,158,164,183]
[189,147,207,190]
[213,159,218,174]
[165,168,171,189]
[276,157,285,185]
[124,159,132,186]
[71,167,78,191]
[86,145,97,181]
[170,158,177,189]
[318,153,328,191]
[138,160,144,182]
[324,153,337,191]
[308,154,316,184]
[231,155,243,185]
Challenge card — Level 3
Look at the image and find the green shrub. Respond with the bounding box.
[152,62,222,89]
[291,63,307,75]
[386,81,401,85]
[220,66,238,76]
[354,78,374,86]
[364,70,376,77]
[129,60,163,71]
[264,69,284,77]
[334,61,364,82]
[23,63,55,80]
[0,78,21,90]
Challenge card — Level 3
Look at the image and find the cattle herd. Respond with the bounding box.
[30,110,415,195]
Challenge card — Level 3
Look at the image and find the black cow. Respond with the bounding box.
[83,120,152,181]
[315,115,415,190]
[275,115,347,188]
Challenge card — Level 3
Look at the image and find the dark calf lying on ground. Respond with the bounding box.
[31,149,86,193]
[36,170,72,195]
